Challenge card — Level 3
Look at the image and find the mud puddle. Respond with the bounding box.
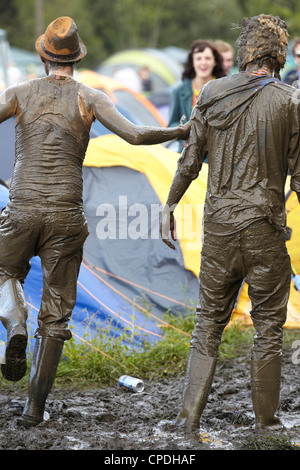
[0,347,299,451]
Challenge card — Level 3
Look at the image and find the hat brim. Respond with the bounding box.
[35,34,87,63]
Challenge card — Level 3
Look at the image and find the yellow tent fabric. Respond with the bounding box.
[83,135,300,329]
[286,190,300,274]
[83,134,206,277]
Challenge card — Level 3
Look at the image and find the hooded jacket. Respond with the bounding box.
[177,72,300,235]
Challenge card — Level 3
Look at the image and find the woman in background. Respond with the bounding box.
[168,40,225,152]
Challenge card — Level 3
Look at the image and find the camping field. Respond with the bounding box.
[0,322,299,452]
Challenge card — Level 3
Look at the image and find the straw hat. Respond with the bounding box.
[35,17,87,63]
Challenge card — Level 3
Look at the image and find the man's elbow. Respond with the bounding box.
[126,129,144,146]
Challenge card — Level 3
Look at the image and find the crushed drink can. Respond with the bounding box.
[118,375,144,393]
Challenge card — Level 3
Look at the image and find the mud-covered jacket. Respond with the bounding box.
[177,72,300,235]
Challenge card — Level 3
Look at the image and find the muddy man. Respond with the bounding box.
[0,17,190,428]
[161,14,300,433]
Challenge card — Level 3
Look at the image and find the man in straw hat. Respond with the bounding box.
[0,17,190,428]
[161,14,300,434]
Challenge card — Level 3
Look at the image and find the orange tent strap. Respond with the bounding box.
[82,260,192,338]
[82,256,196,310]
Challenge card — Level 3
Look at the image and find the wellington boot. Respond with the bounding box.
[0,279,28,382]
[17,336,64,428]
[173,348,217,432]
[251,355,283,433]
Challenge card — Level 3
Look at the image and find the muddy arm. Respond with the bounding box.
[0,86,18,124]
[160,171,193,250]
[160,112,208,250]
[91,89,190,145]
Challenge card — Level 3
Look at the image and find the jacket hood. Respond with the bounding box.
[197,73,280,130]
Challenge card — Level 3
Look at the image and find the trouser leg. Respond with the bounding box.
[174,231,244,430]
[0,277,28,381]
[17,212,89,427]
[244,222,291,430]
[36,210,88,340]
[0,205,36,381]
[18,335,64,428]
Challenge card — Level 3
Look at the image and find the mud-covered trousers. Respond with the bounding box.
[193,220,291,361]
[0,203,89,340]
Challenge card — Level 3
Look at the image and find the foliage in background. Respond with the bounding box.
[1,0,300,69]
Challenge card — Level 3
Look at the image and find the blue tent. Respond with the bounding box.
[0,184,163,359]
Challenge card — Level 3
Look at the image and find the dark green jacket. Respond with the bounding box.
[168,79,193,152]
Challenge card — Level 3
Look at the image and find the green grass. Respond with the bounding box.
[55,310,194,387]
[241,435,298,451]
[52,307,296,388]
[3,306,299,389]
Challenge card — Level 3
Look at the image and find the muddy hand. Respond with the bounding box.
[160,209,177,250]
[179,114,191,140]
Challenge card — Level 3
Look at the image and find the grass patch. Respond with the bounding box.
[53,309,299,388]
[241,434,298,451]
[54,309,246,387]
[3,306,299,390]
[219,322,254,359]
[55,310,193,387]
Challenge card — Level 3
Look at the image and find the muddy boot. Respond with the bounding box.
[251,355,283,433]
[0,279,28,382]
[173,348,217,432]
[17,336,64,428]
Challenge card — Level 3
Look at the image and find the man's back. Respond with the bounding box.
[181,73,300,235]
[9,76,90,211]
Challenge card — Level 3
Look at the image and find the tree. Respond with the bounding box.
[1,0,300,70]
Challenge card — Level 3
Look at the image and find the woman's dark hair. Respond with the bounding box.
[182,40,225,80]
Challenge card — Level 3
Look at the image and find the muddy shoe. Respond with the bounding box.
[16,415,42,429]
[17,411,50,428]
[169,411,200,436]
[1,331,28,382]
[255,417,284,435]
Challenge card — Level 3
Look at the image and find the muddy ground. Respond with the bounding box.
[0,345,299,453]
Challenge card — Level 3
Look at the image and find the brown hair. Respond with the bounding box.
[182,40,225,80]
[214,40,234,54]
[235,14,289,79]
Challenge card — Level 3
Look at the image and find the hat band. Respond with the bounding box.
[41,40,81,61]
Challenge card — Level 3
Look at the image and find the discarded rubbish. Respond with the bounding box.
[118,375,144,393]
